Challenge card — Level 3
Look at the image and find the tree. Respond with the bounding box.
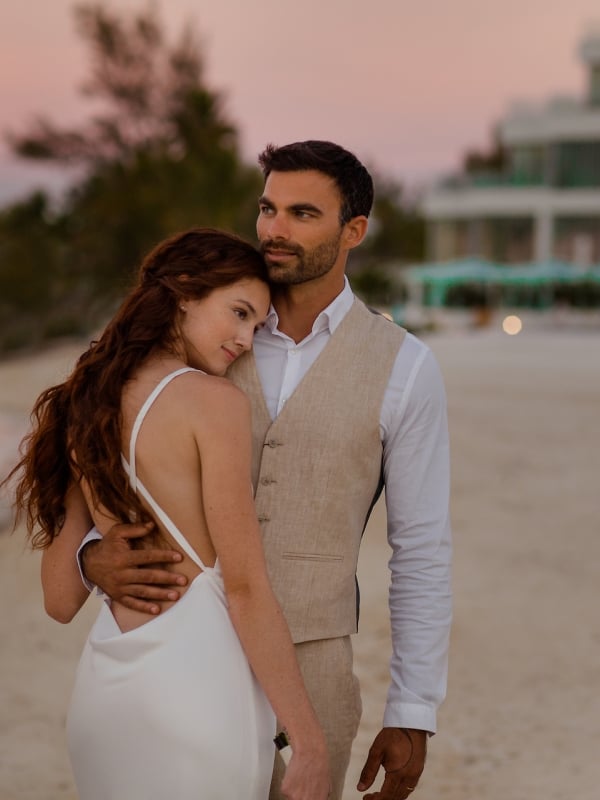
[462,126,506,174]
[0,193,87,350]
[357,173,425,267]
[11,4,240,172]
[2,2,261,342]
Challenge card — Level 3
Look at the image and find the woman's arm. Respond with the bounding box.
[41,481,94,623]
[196,381,330,800]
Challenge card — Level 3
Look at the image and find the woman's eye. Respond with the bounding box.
[235,308,248,320]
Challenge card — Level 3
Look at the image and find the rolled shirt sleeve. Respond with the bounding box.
[76,527,107,597]
[380,335,452,733]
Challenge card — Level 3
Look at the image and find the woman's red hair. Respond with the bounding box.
[6,228,269,549]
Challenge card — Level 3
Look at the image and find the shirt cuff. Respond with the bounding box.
[383,701,437,735]
[76,528,106,597]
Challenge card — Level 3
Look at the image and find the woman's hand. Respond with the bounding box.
[281,745,331,800]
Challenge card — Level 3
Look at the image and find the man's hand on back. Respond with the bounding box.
[82,521,187,614]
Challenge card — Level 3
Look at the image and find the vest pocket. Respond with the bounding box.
[282,552,343,562]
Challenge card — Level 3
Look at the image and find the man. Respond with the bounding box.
[79,141,452,799]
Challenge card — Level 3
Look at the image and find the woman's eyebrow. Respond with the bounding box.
[235,299,258,315]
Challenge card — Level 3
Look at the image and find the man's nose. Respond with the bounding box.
[262,212,290,241]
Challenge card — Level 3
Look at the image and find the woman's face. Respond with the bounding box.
[178,278,270,375]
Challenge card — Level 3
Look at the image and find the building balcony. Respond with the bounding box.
[423,181,600,219]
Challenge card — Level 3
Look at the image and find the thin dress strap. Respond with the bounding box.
[121,367,208,571]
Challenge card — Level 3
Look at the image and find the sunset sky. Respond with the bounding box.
[1,0,600,205]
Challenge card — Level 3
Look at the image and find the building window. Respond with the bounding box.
[555,217,600,263]
[555,141,600,187]
[508,145,545,185]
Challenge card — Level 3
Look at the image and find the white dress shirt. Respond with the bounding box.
[253,278,452,733]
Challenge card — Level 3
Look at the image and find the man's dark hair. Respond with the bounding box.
[258,140,374,225]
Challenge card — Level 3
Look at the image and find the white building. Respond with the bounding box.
[423,28,600,265]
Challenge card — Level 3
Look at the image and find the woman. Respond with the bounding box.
[9,228,330,800]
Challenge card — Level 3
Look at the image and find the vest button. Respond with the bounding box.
[267,439,279,448]
[257,513,271,522]
[260,477,274,485]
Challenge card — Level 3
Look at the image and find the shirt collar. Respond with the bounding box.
[264,277,354,336]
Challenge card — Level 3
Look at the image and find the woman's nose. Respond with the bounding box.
[236,327,254,351]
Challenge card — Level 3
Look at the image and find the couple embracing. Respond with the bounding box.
[10,140,451,799]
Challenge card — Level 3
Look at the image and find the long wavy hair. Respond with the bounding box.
[6,228,269,550]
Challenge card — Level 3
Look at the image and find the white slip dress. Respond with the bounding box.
[66,368,276,799]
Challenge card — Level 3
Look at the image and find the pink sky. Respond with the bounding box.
[1,0,599,204]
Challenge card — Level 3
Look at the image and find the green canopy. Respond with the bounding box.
[405,259,597,306]
[493,261,589,286]
[406,258,498,286]
[405,258,498,305]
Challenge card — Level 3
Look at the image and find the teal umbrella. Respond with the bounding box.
[404,258,594,306]
[406,257,498,285]
[405,258,498,306]
[494,261,588,287]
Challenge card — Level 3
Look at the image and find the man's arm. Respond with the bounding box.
[358,341,452,798]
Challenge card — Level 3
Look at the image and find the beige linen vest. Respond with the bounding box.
[228,298,405,643]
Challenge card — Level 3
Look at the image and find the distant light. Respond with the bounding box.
[502,315,523,335]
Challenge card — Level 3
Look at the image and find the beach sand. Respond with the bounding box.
[1,316,599,799]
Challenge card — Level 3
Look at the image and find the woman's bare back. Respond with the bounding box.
[82,357,225,632]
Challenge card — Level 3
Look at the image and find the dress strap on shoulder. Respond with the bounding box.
[121,366,211,572]
[128,367,197,493]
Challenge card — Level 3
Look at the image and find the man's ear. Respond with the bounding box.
[342,215,369,250]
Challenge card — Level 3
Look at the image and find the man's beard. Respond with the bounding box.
[261,233,342,286]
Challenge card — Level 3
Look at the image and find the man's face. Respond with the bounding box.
[256,170,346,286]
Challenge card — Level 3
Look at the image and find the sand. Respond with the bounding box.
[1,313,599,799]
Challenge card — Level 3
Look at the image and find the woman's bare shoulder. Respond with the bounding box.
[173,370,248,403]
[166,370,250,423]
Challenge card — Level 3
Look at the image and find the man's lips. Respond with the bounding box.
[264,248,298,261]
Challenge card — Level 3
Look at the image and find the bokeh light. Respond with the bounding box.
[502,315,523,335]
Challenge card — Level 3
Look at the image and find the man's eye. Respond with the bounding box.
[259,204,274,215]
